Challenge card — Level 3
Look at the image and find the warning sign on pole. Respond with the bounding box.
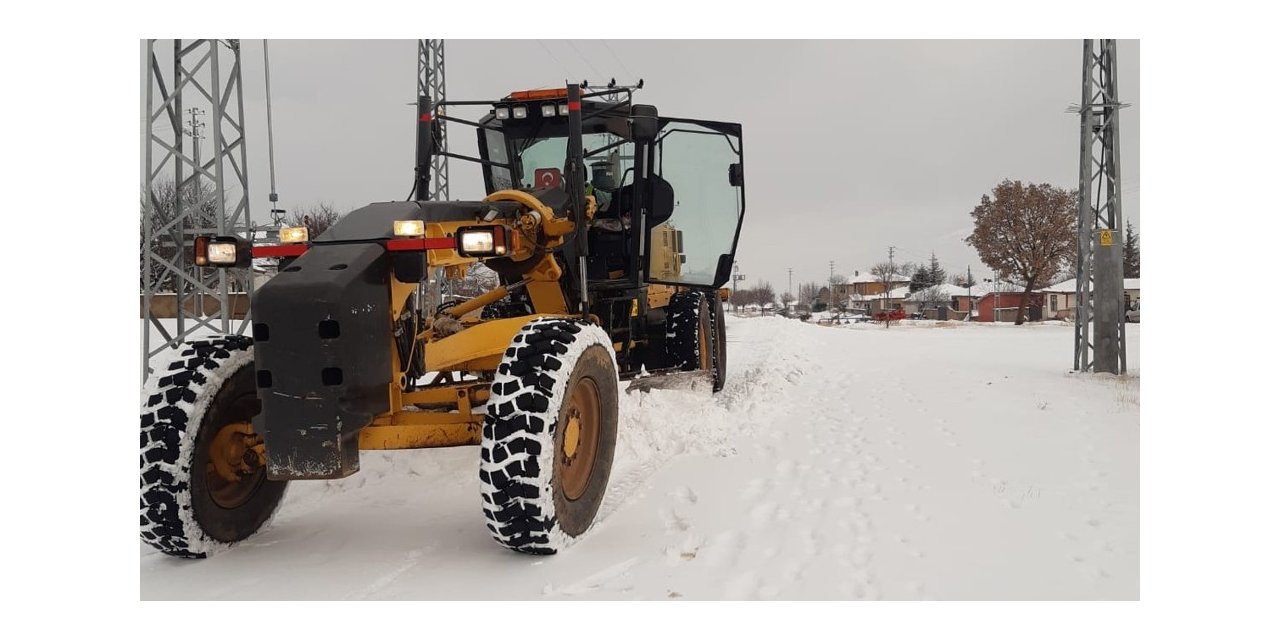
[1099,229,1114,246]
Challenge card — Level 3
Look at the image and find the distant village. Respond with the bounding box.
[733,268,1140,324]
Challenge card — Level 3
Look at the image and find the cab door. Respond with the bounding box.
[644,118,744,289]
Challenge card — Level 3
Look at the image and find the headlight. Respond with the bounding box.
[494,107,510,120]
[279,226,309,244]
[558,104,571,116]
[394,220,424,237]
[207,241,240,265]
[456,226,508,257]
[511,106,528,119]
[193,235,251,268]
[460,229,494,254]
[541,104,557,117]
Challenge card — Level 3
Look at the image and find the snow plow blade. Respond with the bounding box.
[625,369,714,393]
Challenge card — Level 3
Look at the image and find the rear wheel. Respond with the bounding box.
[480,318,619,554]
[140,337,287,558]
[666,290,725,392]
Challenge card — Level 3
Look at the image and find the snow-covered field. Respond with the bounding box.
[140,316,1138,600]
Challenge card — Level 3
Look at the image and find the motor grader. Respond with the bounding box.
[140,83,745,558]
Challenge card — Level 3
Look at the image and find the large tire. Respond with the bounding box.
[480,318,619,554]
[140,336,287,558]
[666,290,725,392]
[708,293,727,393]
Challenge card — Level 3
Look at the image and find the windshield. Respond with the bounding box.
[487,131,634,206]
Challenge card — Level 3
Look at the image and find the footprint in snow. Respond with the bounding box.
[670,485,698,505]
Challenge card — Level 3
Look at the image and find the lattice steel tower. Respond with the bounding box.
[417,39,448,200]
[142,39,254,377]
[1072,39,1128,374]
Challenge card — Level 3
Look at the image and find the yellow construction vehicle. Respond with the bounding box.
[141,82,744,557]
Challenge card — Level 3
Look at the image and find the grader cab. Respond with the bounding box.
[140,83,745,558]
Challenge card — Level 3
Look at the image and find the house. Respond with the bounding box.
[905,283,984,320]
[975,290,1044,322]
[867,286,911,313]
[1037,278,1139,320]
[838,270,911,298]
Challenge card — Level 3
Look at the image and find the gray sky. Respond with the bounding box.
[143,39,1138,291]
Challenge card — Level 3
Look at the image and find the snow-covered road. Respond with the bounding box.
[140,316,1138,599]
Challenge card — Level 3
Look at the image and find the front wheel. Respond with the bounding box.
[140,336,287,558]
[480,318,619,554]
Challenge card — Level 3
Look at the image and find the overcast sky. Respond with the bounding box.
[142,39,1138,291]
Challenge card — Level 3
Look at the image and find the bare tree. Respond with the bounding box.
[751,280,776,314]
[870,261,899,296]
[896,261,919,286]
[780,291,796,310]
[797,281,822,309]
[965,180,1077,325]
[916,285,951,317]
[730,288,752,312]
[827,273,848,307]
[285,202,344,238]
[951,272,977,288]
[870,261,901,327]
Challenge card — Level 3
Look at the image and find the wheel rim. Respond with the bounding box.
[559,376,601,501]
[206,421,266,509]
[698,312,711,370]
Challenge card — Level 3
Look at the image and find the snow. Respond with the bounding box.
[1040,278,1140,293]
[904,283,973,300]
[141,315,1138,600]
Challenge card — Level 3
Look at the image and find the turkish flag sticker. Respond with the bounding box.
[534,168,562,189]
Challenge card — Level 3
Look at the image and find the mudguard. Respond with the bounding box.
[251,243,391,480]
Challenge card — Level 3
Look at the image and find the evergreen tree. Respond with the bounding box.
[927,252,947,287]
[909,265,931,293]
[1123,220,1140,278]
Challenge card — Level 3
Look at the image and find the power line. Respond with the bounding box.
[535,40,572,79]
[566,40,606,82]
[600,41,635,79]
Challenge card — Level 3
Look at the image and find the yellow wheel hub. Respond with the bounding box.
[209,422,265,483]
[563,414,581,459]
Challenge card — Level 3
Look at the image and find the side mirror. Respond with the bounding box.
[729,163,743,187]
[630,104,659,142]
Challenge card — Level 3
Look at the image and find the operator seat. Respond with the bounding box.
[585,175,675,280]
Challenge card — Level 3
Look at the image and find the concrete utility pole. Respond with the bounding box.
[828,260,835,307]
[885,246,896,326]
[1072,39,1128,374]
[967,265,973,321]
[788,267,793,305]
[732,262,746,312]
